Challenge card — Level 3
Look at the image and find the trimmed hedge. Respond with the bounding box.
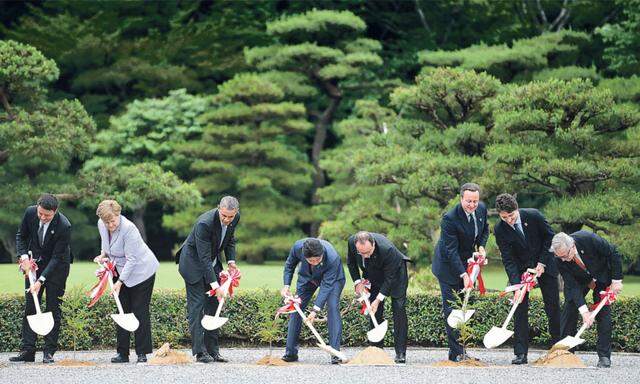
[1,289,639,352]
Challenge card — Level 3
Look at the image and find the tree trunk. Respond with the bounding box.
[132,206,148,242]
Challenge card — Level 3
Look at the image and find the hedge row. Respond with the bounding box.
[1,288,638,352]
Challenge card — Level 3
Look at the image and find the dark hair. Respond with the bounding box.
[37,193,58,211]
[495,193,518,213]
[460,182,481,197]
[354,231,374,245]
[302,238,324,258]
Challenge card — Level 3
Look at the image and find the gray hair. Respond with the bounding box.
[219,196,239,211]
[549,232,574,254]
[354,231,374,245]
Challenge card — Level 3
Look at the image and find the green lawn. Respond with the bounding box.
[1,261,639,297]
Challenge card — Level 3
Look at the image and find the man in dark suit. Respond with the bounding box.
[432,183,489,362]
[176,196,240,363]
[550,231,623,368]
[10,193,71,364]
[494,193,561,365]
[281,238,345,364]
[347,231,411,363]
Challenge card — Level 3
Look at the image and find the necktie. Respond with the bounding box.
[38,223,45,246]
[574,255,587,272]
[514,222,525,240]
[469,213,478,238]
[219,224,227,249]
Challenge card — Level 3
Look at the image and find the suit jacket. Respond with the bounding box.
[347,233,410,298]
[494,208,558,285]
[558,230,623,308]
[283,238,345,310]
[177,208,240,285]
[432,202,489,285]
[98,215,159,287]
[15,205,72,282]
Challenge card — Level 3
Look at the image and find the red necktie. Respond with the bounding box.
[574,255,587,271]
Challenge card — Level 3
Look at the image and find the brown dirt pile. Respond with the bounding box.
[345,347,394,366]
[432,359,487,367]
[256,355,290,366]
[533,350,586,368]
[56,359,97,367]
[148,343,192,365]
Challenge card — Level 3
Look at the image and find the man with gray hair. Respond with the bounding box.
[550,230,623,368]
[176,196,240,363]
[347,231,411,363]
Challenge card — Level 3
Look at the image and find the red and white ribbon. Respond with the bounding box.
[357,279,372,315]
[276,296,302,317]
[466,253,488,295]
[206,269,242,301]
[500,271,537,304]
[87,261,117,308]
[590,287,617,311]
[19,256,38,279]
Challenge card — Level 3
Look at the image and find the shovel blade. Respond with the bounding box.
[483,326,513,349]
[447,309,476,329]
[551,336,584,351]
[27,312,54,336]
[111,313,139,332]
[317,343,348,362]
[201,315,228,330]
[367,320,388,343]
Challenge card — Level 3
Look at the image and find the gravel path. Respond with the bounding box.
[1,347,637,384]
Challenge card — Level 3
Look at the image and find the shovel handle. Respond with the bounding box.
[501,285,526,329]
[27,270,42,315]
[362,296,380,327]
[293,303,327,347]
[574,296,609,339]
[107,273,126,315]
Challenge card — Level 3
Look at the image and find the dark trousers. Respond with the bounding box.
[561,283,612,358]
[185,278,222,356]
[115,274,155,356]
[369,288,408,355]
[438,279,465,360]
[21,264,69,355]
[513,272,561,356]
[285,280,345,357]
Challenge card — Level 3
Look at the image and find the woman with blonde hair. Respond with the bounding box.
[94,200,159,363]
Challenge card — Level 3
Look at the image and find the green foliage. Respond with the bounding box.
[532,66,600,83]
[598,76,640,103]
[60,286,91,359]
[255,289,285,355]
[2,289,640,352]
[597,0,640,76]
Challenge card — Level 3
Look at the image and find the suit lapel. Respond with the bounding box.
[42,214,58,247]
[457,205,474,239]
[212,209,221,250]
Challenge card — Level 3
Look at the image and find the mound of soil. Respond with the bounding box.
[533,350,586,368]
[345,347,394,366]
[148,343,192,365]
[432,359,487,367]
[256,355,290,366]
[56,359,97,367]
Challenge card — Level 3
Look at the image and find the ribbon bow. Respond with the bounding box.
[590,287,617,311]
[357,279,372,315]
[499,271,538,303]
[466,253,487,295]
[206,269,242,301]
[19,256,38,279]
[87,261,117,308]
[276,295,302,317]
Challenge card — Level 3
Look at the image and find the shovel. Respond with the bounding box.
[26,268,54,336]
[201,276,233,331]
[292,301,348,362]
[483,268,537,349]
[359,293,388,343]
[551,288,616,351]
[447,256,482,329]
[104,264,139,332]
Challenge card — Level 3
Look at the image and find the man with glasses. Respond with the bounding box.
[550,231,623,368]
[432,182,489,362]
[176,196,240,363]
[494,193,560,365]
[347,231,411,363]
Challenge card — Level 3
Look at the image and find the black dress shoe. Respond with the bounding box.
[137,354,147,363]
[331,356,342,365]
[597,356,611,368]
[43,352,55,364]
[196,352,214,363]
[9,351,35,363]
[281,354,298,362]
[211,353,228,363]
[511,354,527,365]
[111,354,130,363]
[453,353,479,362]
[395,353,406,364]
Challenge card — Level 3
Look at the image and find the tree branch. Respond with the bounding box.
[584,219,611,235]
[414,0,431,33]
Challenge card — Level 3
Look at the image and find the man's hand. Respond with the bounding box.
[462,273,472,289]
[112,280,123,294]
[228,262,238,272]
[581,311,594,327]
[355,282,365,296]
[280,285,291,298]
[513,289,523,304]
[370,298,381,315]
[610,281,623,295]
[477,246,487,259]
[306,311,316,324]
[215,287,226,299]
[93,255,109,264]
[535,263,545,276]
[30,280,42,294]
